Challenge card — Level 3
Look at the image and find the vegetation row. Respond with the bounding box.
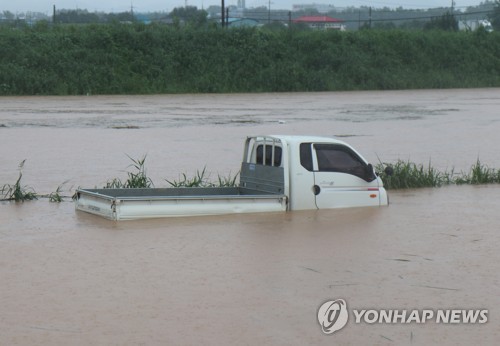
[1,23,500,95]
[2,157,500,202]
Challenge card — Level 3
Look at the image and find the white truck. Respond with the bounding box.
[75,135,390,220]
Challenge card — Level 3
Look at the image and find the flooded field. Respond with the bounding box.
[1,89,499,345]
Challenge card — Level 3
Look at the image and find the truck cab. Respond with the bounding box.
[243,136,388,210]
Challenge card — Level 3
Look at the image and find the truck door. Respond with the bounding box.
[311,143,381,208]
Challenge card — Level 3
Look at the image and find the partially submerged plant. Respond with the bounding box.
[376,159,448,190]
[377,158,500,190]
[48,190,63,203]
[456,159,500,185]
[3,157,500,205]
[104,178,125,189]
[469,159,491,184]
[166,167,211,187]
[46,181,71,202]
[166,167,240,188]
[0,160,38,202]
[216,171,240,187]
[124,155,154,188]
[104,155,154,188]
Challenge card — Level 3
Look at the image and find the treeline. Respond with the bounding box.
[1,23,499,95]
[244,1,498,30]
[54,9,136,24]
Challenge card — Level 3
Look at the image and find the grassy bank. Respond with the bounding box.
[1,24,499,95]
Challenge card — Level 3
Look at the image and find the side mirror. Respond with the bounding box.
[384,166,394,176]
[365,163,377,182]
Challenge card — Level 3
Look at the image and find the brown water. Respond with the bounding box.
[1,89,499,345]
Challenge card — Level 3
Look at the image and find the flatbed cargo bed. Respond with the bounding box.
[75,187,288,220]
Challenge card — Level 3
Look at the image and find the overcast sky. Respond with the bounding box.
[1,1,486,14]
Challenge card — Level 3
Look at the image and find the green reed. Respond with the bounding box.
[166,167,210,188]
[3,158,499,203]
[0,160,38,202]
[104,155,154,188]
[166,167,239,188]
[1,162,72,202]
[377,158,500,190]
[44,181,71,202]
[454,159,500,185]
[216,171,240,187]
[376,160,447,189]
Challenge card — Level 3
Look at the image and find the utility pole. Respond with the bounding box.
[53,4,56,24]
[268,0,271,24]
[221,0,225,27]
[369,7,372,29]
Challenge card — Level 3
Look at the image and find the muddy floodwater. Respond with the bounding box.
[1,89,499,345]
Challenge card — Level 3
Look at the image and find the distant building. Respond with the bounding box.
[237,0,246,9]
[292,3,336,13]
[293,15,346,30]
[226,17,259,27]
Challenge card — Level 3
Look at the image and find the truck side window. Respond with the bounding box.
[300,143,313,171]
[256,145,282,166]
[314,144,367,178]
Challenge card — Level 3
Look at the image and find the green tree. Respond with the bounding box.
[56,9,101,23]
[424,11,458,31]
[107,11,136,23]
[169,6,207,28]
[261,21,287,31]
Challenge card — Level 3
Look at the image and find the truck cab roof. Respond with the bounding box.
[252,135,351,146]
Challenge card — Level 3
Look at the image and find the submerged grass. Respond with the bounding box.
[376,160,448,189]
[216,171,240,188]
[454,159,500,185]
[166,167,240,188]
[42,181,71,202]
[166,167,211,188]
[0,160,38,202]
[104,156,239,189]
[0,161,71,202]
[104,155,154,188]
[377,158,500,190]
[2,157,499,204]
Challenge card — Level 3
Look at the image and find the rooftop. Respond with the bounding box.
[293,15,343,23]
